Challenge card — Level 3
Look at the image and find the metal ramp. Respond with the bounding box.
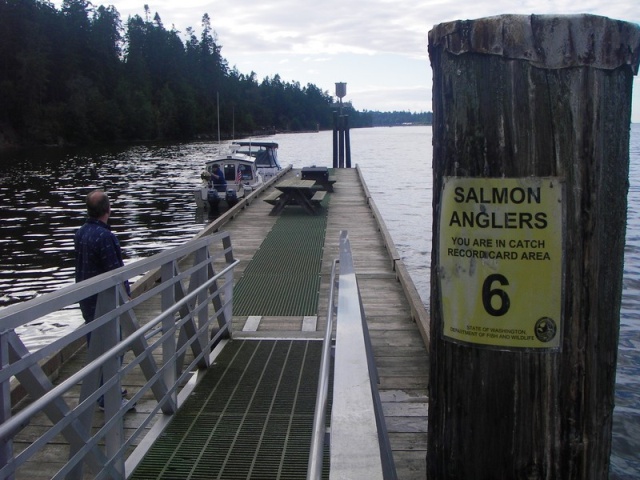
[130,229,395,480]
[130,339,328,479]
[131,206,332,479]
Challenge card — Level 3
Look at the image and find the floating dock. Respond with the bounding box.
[4,166,429,479]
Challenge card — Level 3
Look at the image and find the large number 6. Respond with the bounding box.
[482,274,510,316]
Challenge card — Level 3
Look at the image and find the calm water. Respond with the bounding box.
[0,125,637,476]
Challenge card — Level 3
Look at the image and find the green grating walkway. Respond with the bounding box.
[131,196,333,479]
[131,339,329,479]
[232,200,329,316]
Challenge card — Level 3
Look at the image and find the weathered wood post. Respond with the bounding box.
[427,14,639,479]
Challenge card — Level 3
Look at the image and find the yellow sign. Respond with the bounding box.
[438,177,564,350]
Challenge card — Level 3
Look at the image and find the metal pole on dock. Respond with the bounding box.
[344,114,351,168]
[427,14,640,479]
[332,111,339,169]
[334,82,350,168]
[338,116,345,168]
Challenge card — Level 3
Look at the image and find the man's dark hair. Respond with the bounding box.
[86,190,110,218]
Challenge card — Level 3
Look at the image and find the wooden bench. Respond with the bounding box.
[263,191,282,205]
[313,177,336,192]
[310,190,327,205]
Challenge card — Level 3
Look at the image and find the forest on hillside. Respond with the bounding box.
[0,0,432,148]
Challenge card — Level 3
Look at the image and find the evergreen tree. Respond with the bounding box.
[0,0,431,148]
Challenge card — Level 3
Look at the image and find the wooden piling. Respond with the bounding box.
[427,14,640,479]
[333,112,351,168]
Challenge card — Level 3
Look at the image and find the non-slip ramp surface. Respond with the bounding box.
[232,202,329,316]
[131,339,327,479]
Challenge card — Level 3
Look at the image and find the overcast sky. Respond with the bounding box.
[96,1,639,120]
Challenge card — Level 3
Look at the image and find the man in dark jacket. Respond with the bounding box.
[74,189,129,323]
[74,189,133,410]
[211,164,227,192]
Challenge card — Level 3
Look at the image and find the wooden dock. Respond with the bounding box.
[322,168,429,478]
[9,167,429,479]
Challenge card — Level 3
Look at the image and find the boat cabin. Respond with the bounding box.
[233,141,281,180]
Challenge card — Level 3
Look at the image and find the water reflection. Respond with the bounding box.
[0,143,225,346]
[0,143,223,307]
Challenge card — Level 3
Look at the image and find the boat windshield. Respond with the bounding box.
[234,142,280,170]
[254,149,280,169]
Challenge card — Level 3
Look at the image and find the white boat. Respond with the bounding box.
[232,141,281,181]
[194,144,264,211]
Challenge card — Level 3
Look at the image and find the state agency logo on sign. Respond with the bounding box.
[438,177,564,350]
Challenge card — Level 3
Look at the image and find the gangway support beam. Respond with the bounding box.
[4,330,110,475]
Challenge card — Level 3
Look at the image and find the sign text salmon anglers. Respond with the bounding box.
[438,177,564,350]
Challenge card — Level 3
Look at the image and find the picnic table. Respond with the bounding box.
[263,178,327,215]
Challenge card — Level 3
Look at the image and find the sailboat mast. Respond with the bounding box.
[217,91,221,145]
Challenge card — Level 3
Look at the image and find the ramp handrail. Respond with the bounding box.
[307,231,397,480]
[307,258,339,478]
[0,232,237,479]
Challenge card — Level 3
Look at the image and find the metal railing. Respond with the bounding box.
[0,232,238,480]
[307,231,397,480]
[307,257,339,478]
